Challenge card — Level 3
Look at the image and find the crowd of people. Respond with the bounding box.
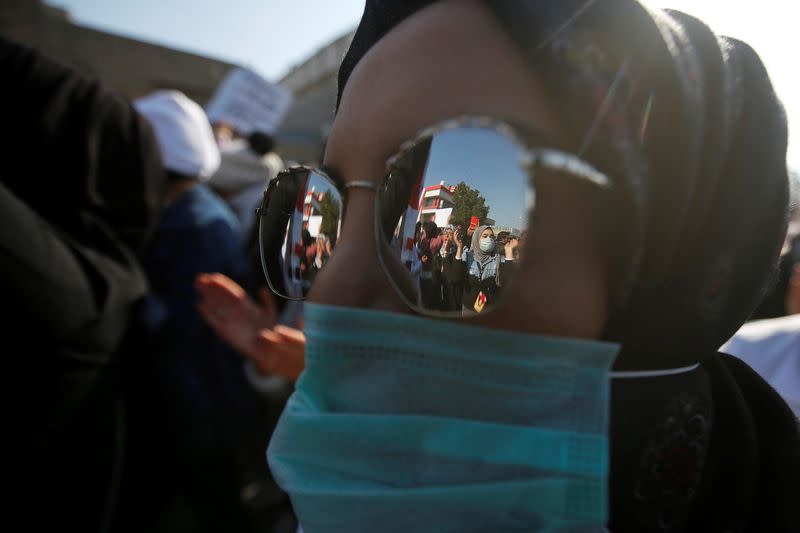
[5,0,800,532]
[3,33,298,533]
[402,221,521,312]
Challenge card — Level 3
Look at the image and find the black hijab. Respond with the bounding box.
[336,0,790,370]
[335,5,799,531]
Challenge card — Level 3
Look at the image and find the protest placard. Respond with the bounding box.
[205,67,293,135]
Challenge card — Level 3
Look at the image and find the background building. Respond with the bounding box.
[0,0,354,165]
[493,225,522,237]
[418,182,456,227]
[0,0,236,104]
[277,30,354,165]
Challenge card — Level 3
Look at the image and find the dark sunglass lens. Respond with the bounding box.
[259,169,343,299]
[376,125,532,316]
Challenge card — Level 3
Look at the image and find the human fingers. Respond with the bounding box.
[196,290,245,323]
[258,286,278,326]
[253,331,306,380]
[195,273,247,309]
[197,299,222,327]
[273,324,307,343]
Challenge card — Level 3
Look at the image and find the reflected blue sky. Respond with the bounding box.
[424,128,529,229]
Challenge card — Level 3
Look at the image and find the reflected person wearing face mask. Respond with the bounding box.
[454,225,518,313]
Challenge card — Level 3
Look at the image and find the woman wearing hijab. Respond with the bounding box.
[254,1,799,531]
[454,224,518,313]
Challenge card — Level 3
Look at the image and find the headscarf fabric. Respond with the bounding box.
[469,224,493,262]
[336,0,790,370]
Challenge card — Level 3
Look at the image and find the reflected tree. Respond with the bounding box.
[450,181,490,226]
[319,192,340,244]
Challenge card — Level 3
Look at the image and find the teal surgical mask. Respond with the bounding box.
[479,236,496,253]
[267,303,620,533]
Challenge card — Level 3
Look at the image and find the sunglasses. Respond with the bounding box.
[256,116,610,317]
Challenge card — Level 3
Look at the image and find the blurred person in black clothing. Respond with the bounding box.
[431,227,461,311]
[0,36,164,532]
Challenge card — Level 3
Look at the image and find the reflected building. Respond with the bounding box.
[418,181,456,227]
[303,187,325,236]
[417,181,497,229]
[275,30,355,165]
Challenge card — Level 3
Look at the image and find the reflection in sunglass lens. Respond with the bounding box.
[259,169,343,300]
[376,126,531,317]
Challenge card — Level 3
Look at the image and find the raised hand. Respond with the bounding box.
[453,228,463,247]
[196,273,277,359]
[504,237,519,259]
[196,272,306,381]
[250,324,306,381]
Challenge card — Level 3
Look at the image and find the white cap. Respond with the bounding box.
[134,90,220,180]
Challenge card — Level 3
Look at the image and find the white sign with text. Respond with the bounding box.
[206,67,293,135]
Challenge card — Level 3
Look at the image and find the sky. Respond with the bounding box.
[46,0,365,81]
[47,0,799,169]
[425,128,530,229]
